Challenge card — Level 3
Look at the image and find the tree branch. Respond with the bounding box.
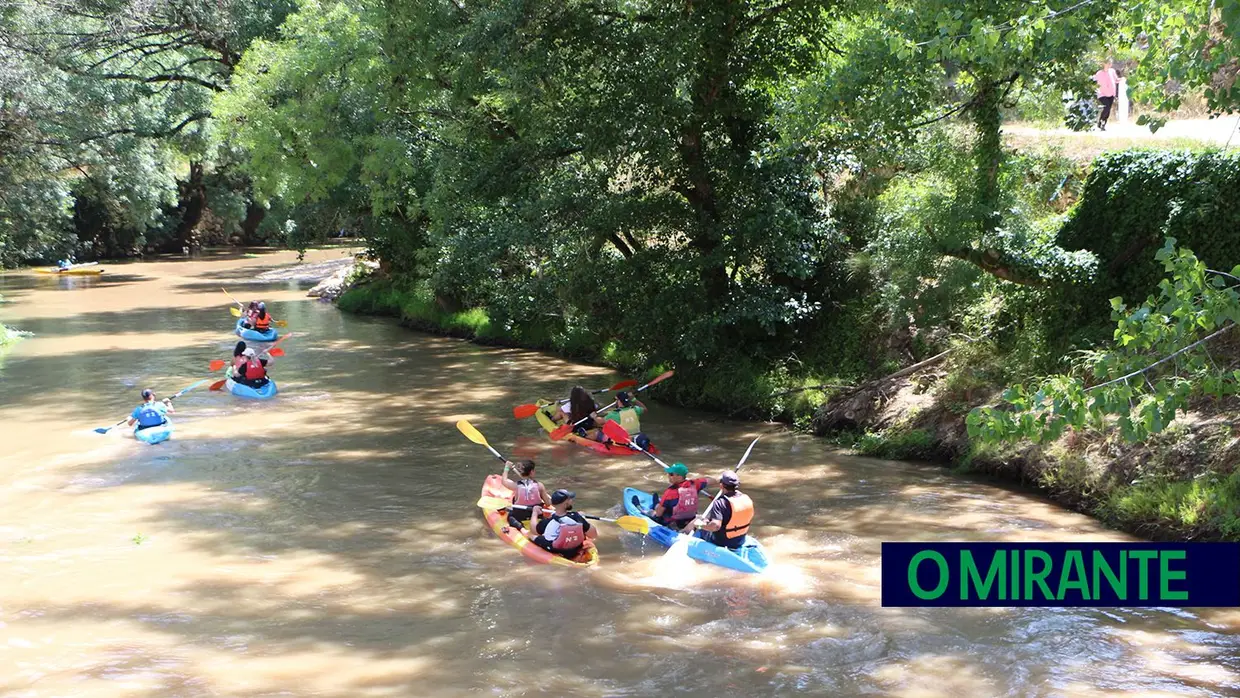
[1086,323,1237,393]
[35,111,210,147]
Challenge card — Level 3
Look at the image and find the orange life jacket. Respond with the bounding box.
[551,515,585,551]
[723,492,754,540]
[245,357,266,381]
[255,312,271,330]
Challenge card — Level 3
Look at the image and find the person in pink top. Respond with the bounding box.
[1093,59,1119,131]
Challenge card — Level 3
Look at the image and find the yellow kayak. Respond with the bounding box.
[35,266,104,276]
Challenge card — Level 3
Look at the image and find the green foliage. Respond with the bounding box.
[970,239,1240,445]
[854,428,938,460]
[1101,470,1240,539]
[1058,149,1240,296]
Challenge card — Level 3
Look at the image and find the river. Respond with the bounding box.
[2,249,1239,697]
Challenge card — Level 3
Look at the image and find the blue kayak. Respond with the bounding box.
[225,377,278,400]
[623,487,770,574]
[134,420,173,445]
[235,318,278,342]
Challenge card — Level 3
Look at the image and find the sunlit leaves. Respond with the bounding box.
[969,240,1240,444]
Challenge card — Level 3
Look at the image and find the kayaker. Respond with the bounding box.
[599,391,650,450]
[126,389,173,431]
[231,341,247,373]
[646,463,715,530]
[566,385,604,442]
[684,470,754,550]
[532,489,597,560]
[234,347,270,388]
[500,460,551,529]
[241,301,258,327]
[253,302,274,333]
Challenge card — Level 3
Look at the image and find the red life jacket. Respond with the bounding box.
[551,515,585,551]
[245,357,266,380]
[670,482,700,521]
[255,312,271,330]
[514,480,542,507]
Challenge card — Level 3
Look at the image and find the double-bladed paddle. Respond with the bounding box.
[93,379,210,434]
[474,497,651,535]
[548,370,673,440]
[209,333,295,390]
[457,419,507,464]
[662,437,761,560]
[511,379,639,419]
[601,419,671,467]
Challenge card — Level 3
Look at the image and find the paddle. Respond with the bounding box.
[512,379,639,419]
[94,379,210,434]
[664,437,761,559]
[601,419,670,468]
[474,497,650,534]
[549,371,673,440]
[457,419,507,464]
[224,290,288,328]
[209,334,294,389]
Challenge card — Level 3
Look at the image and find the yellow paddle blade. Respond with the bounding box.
[534,409,558,433]
[613,516,650,535]
[476,495,514,510]
[457,419,490,448]
[229,306,241,317]
[274,320,288,327]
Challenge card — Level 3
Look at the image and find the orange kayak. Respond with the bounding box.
[479,474,598,568]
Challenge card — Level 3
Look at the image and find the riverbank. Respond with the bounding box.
[336,271,1240,543]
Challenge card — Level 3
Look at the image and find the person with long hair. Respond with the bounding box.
[566,385,603,441]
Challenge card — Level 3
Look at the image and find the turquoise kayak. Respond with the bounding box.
[134,420,173,445]
[225,377,278,400]
[235,318,278,342]
[623,487,770,574]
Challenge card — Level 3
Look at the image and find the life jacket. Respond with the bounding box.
[245,356,266,380]
[617,407,641,433]
[550,514,585,551]
[135,402,166,428]
[255,312,271,330]
[669,481,700,521]
[514,479,542,507]
[723,493,754,540]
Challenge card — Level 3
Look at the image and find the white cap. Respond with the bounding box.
[242,348,256,357]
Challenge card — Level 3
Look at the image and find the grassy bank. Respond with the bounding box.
[824,369,1240,541]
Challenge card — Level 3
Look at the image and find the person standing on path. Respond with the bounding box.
[1093,59,1119,131]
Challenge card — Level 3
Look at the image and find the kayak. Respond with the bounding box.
[35,266,104,276]
[535,402,660,457]
[225,377,278,400]
[479,474,598,568]
[133,420,173,445]
[623,487,769,574]
[235,318,278,342]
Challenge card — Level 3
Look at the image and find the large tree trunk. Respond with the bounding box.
[971,79,1003,239]
[238,200,266,245]
[170,161,206,252]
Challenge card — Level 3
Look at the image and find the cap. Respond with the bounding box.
[664,463,689,477]
[242,348,256,357]
[550,489,576,505]
[141,389,154,399]
[258,302,266,310]
[720,470,740,486]
[616,391,631,406]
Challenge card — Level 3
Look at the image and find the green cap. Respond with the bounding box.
[665,463,689,476]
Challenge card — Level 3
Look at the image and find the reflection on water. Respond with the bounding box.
[1,249,1239,697]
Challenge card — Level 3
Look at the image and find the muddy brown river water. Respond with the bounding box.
[1,249,1239,697]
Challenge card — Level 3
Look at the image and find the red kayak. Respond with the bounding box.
[534,401,660,457]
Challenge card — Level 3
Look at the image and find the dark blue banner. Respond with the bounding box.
[881,542,1240,607]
